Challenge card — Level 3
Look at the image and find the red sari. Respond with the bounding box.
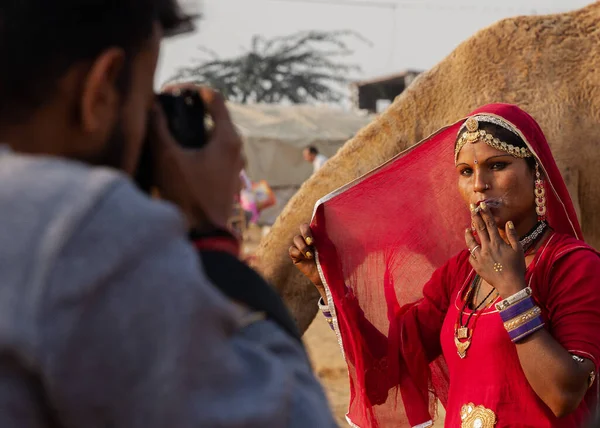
[311,104,600,427]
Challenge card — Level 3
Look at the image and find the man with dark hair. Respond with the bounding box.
[303,145,329,174]
[0,1,335,427]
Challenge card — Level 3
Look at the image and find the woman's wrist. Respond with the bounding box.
[496,289,545,343]
[316,286,328,304]
[318,296,335,330]
[496,277,527,300]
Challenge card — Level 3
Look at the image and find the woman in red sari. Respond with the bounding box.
[289,104,600,427]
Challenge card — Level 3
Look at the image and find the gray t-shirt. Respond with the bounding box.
[0,148,335,427]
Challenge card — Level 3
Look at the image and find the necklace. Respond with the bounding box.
[453,220,548,359]
[520,221,547,253]
[454,276,498,358]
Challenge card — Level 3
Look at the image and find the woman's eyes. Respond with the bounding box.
[490,162,508,170]
[459,162,508,176]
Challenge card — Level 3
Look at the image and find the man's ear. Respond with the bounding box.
[79,48,126,136]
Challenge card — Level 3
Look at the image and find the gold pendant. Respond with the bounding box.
[455,336,471,359]
[460,403,497,428]
[457,327,469,339]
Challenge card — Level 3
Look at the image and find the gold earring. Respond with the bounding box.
[534,163,546,221]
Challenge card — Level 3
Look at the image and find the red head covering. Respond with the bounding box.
[311,104,582,427]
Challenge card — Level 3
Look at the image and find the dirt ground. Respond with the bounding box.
[243,225,445,427]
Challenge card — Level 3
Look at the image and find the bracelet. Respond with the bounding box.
[503,306,542,332]
[508,316,544,343]
[499,297,535,322]
[495,287,532,311]
[499,296,534,321]
[318,297,335,330]
[572,355,597,388]
[318,297,330,312]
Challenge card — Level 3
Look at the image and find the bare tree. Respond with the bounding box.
[168,30,369,104]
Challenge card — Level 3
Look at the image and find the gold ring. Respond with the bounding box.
[493,262,503,272]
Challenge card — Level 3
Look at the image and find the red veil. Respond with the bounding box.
[311,104,582,427]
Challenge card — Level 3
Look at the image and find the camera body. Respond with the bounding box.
[135,89,208,193]
[158,90,208,150]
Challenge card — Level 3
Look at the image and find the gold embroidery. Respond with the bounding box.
[460,403,497,428]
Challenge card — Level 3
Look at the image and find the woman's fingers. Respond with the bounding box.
[288,245,304,262]
[465,228,481,261]
[471,206,490,245]
[504,220,522,252]
[478,202,502,243]
[300,223,314,246]
[293,234,313,259]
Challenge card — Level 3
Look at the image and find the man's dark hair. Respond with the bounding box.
[305,146,318,155]
[0,0,191,124]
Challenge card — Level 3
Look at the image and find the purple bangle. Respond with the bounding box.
[509,316,544,343]
[499,297,535,322]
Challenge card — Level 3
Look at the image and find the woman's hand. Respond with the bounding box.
[465,202,527,298]
[289,224,324,292]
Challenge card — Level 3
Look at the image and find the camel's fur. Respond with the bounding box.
[252,3,600,334]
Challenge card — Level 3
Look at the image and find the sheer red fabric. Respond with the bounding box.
[311,104,585,427]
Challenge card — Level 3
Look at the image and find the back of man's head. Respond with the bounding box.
[0,0,191,173]
[0,0,187,124]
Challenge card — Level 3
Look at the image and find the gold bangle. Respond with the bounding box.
[504,306,542,332]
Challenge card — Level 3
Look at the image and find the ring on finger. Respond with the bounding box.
[469,245,481,258]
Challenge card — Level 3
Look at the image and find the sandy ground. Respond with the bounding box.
[244,225,445,427]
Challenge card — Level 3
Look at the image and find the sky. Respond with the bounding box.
[156,0,594,98]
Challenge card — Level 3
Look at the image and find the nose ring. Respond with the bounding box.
[485,184,490,190]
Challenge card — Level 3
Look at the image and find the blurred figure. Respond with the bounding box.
[0,1,336,427]
[239,169,260,224]
[303,145,328,174]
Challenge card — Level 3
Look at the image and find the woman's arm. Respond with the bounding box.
[514,328,595,417]
[512,249,600,417]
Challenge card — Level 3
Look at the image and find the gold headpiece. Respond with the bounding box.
[455,115,532,162]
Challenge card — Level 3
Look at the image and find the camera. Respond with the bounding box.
[135,89,209,193]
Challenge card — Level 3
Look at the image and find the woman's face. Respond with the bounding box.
[456,140,537,231]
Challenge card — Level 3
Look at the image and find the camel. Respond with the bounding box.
[251,2,600,334]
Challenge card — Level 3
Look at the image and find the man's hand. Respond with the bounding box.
[147,85,244,230]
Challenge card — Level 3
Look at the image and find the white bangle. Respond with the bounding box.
[318,297,330,312]
[495,287,532,311]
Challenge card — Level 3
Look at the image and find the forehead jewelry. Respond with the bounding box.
[455,116,533,162]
